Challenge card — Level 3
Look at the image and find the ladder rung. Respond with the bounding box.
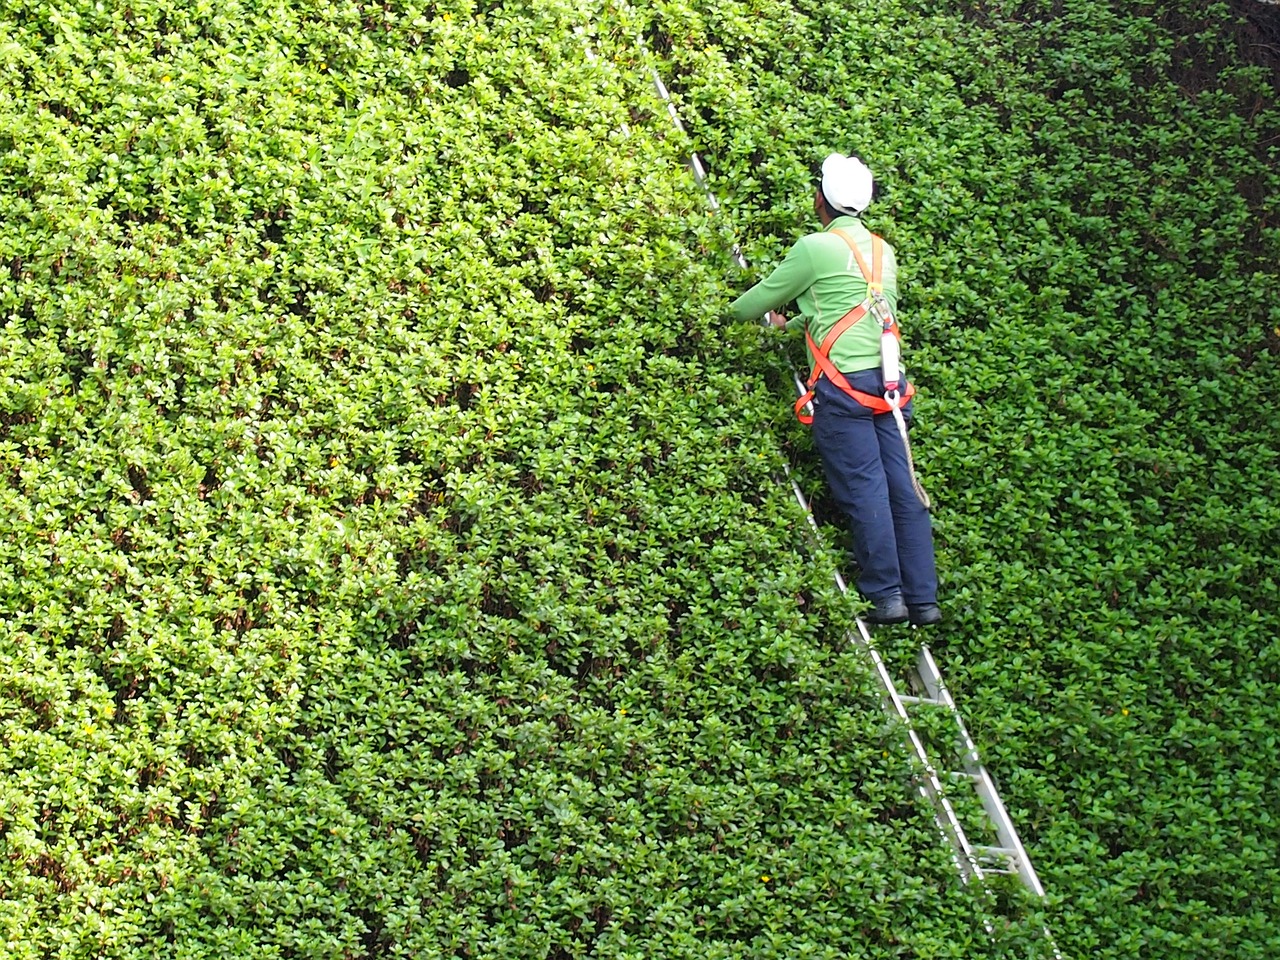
[977,864,1020,876]
[973,844,1020,867]
[947,769,981,782]
[898,693,943,707]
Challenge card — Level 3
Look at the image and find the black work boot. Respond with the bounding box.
[908,603,943,626]
[865,592,909,625]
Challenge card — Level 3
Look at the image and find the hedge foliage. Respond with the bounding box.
[639,0,1280,954]
[2,0,1277,957]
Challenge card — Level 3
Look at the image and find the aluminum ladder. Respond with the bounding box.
[575,13,1061,953]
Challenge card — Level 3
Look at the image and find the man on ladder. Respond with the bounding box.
[730,153,941,626]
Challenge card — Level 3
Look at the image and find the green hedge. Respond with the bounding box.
[3,0,1277,956]
[638,0,1280,953]
[0,0,1024,957]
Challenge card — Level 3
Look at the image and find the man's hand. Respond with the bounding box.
[766,310,787,328]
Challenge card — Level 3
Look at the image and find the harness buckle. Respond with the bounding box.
[868,291,894,329]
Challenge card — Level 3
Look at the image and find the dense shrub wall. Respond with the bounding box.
[642,0,1279,954]
[2,0,1277,956]
[0,0,1029,957]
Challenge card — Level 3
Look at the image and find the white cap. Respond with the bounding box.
[821,153,874,215]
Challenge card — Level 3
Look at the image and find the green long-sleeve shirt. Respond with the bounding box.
[730,215,898,374]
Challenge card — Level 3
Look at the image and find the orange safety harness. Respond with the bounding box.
[794,229,915,425]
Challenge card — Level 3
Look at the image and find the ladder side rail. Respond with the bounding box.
[915,650,1061,958]
[915,646,1050,898]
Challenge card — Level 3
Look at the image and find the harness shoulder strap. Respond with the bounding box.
[831,228,882,290]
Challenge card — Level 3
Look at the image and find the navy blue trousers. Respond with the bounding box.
[810,370,938,605]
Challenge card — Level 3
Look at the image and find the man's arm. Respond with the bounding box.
[728,240,815,324]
